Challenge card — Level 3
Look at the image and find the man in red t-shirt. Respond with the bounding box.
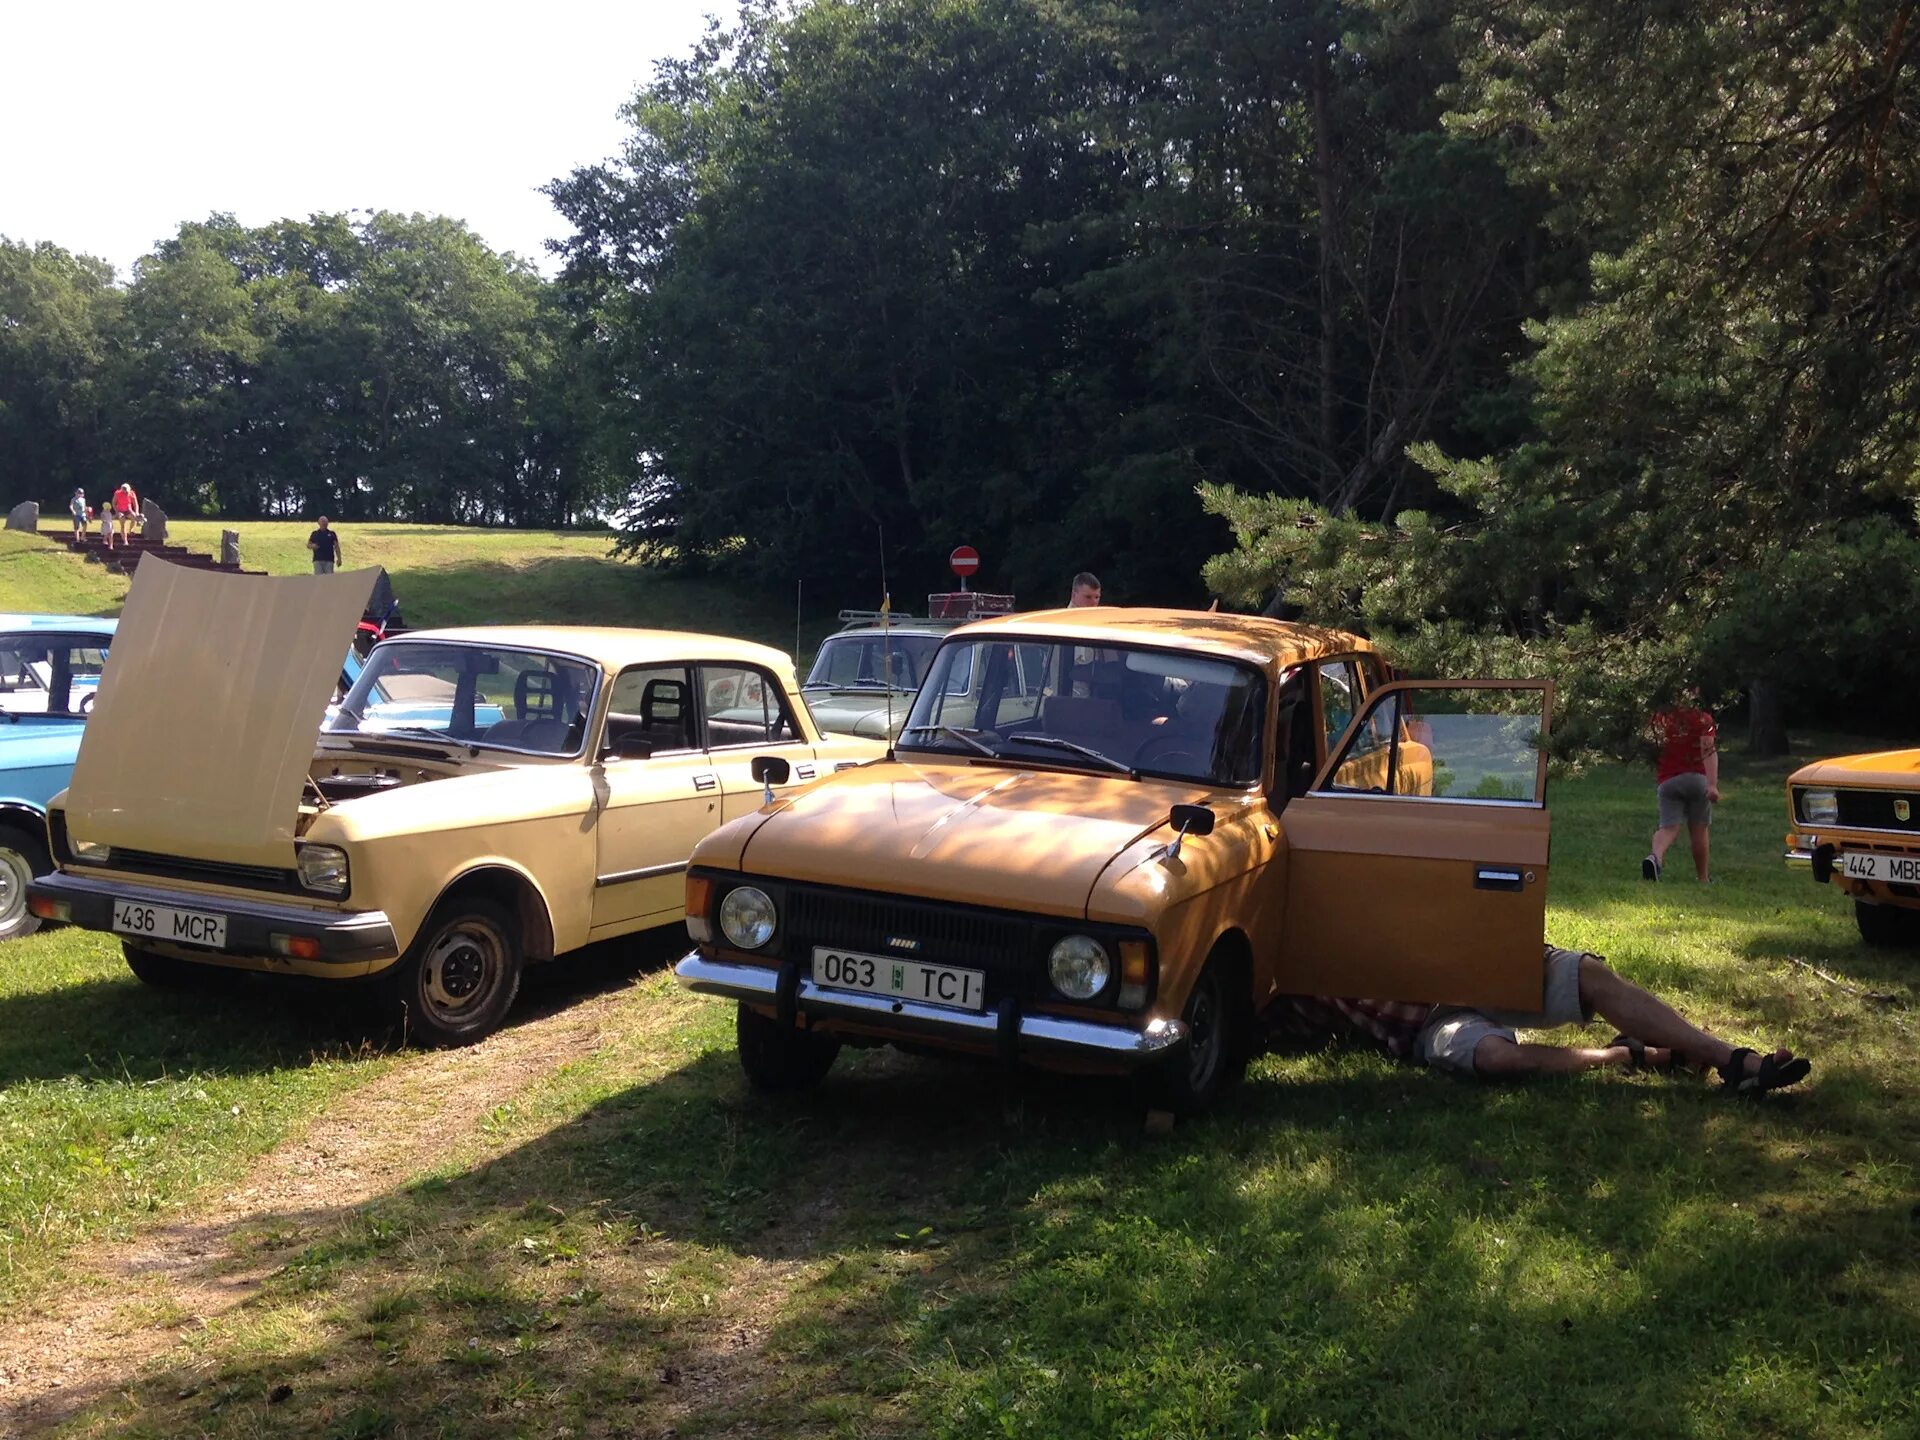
[1644,687,1720,881]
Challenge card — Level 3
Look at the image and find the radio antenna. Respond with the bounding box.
[879,523,895,759]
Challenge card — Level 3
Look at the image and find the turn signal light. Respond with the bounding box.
[684,873,715,943]
[28,895,69,923]
[1118,940,1152,1010]
[269,933,322,960]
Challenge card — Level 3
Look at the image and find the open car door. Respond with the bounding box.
[1278,680,1552,1010]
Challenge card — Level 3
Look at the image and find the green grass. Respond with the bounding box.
[0,927,392,1306]
[0,524,834,656]
[27,743,1919,1439]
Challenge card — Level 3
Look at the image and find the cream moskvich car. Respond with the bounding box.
[29,561,880,1045]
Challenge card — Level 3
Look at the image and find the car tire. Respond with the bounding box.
[1141,953,1251,1116]
[1855,899,1920,948]
[122,941,207,987]
[381,897,524,1047]
[0,824,50,943]
[735,1002,840,1092]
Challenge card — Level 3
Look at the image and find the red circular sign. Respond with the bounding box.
[949,545,981,577]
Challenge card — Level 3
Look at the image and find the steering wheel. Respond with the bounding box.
[1132,733,1202,773]
[79,692,95,715]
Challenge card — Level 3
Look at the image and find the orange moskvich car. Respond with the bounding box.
[1784,748,1920,946]
[674,607,1553,1111]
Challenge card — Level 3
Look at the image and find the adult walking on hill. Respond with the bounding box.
[1643,685,1719,883]
[308,516,342,574]
[109,483,139,549]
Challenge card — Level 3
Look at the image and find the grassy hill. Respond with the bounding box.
[0,522,826,656]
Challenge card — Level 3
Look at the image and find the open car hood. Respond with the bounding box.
[65,562,377,868]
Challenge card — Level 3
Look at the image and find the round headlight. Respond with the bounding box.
[1048,935,1111,1001]
[719,886,777,950]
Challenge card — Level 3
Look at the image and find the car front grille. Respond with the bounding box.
[1834,790,1920,832]
[782,883,1042,1003]
[108,848,300,894]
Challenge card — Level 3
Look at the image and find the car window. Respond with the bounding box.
[606,664,698,754]
[1322,685,1547,803]
[1317,659,1360,757]
[0,636,110,717]
[701,664,801,749]
[904,637,1267,786]
[328,642,598,755]
[803,633,940,690]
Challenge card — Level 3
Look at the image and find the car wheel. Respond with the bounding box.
[735,1003,840,1092]
[0,825,50,943]
[1855,899,1920,948]
[383,897,523,1047]
[123,941,206,987]
[1142,954,1251,1115]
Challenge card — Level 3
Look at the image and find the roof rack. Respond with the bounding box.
[835,608,928,626]
[927,591,1016,620]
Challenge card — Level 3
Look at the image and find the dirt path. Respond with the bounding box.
[0,985,631,1436]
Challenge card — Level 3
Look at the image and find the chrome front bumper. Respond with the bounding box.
[1784,847,1814,868]
[674,952,1187,1066]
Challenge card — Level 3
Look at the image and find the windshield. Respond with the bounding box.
[326,641,599,756]
[803,632,943,691]
[900,637,1267,785]
[0,635,109,719]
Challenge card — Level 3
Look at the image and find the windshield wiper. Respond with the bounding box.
[1002,733,1135,774]
[899,724,997,758]
[343,725,455,746]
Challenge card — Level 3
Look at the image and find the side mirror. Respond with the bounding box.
[601,733,655,762]
[750,756,791,785]
[1169,803,1215,837]
[1165,803,1215,862]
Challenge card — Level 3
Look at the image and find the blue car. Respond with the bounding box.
[0,615,117,940]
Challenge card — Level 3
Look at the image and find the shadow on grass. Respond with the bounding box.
[66,1031,1920,1440]
[0,932,682,1088]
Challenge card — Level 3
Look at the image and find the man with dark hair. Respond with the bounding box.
[308,516,343,574]
[1069,572,1102,606]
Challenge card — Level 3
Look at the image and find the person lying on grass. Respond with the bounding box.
[1275,946,1810,1092]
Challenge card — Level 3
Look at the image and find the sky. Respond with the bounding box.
[0,0,723,279]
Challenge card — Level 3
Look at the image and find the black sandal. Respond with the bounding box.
[1718,1046,1812,1094]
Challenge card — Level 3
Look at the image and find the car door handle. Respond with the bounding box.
[693,773,717,792]
[1474,867,1526,892]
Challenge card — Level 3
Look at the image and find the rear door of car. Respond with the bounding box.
[1278,680,1552,1010]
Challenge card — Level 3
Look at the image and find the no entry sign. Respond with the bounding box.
[949,545,980,578]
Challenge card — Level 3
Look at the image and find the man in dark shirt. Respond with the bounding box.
[308,516,342,574]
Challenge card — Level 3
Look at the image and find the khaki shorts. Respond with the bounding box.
[1658,772,1712,827]
[1417,946,1597,1076]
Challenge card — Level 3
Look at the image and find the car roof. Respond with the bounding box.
[384,625,797,674]
[950,607,1375,672]
[0,614,118,635]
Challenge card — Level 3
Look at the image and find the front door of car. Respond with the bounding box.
[698,662,822,824]
[1278,680,1553,1010]
[590,664,721,933]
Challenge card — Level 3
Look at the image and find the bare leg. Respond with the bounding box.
[1688,823,1711,881]
[1577,955,1793,1078]
[1473,1036,1651,1076]
[1650,822,1682,866]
